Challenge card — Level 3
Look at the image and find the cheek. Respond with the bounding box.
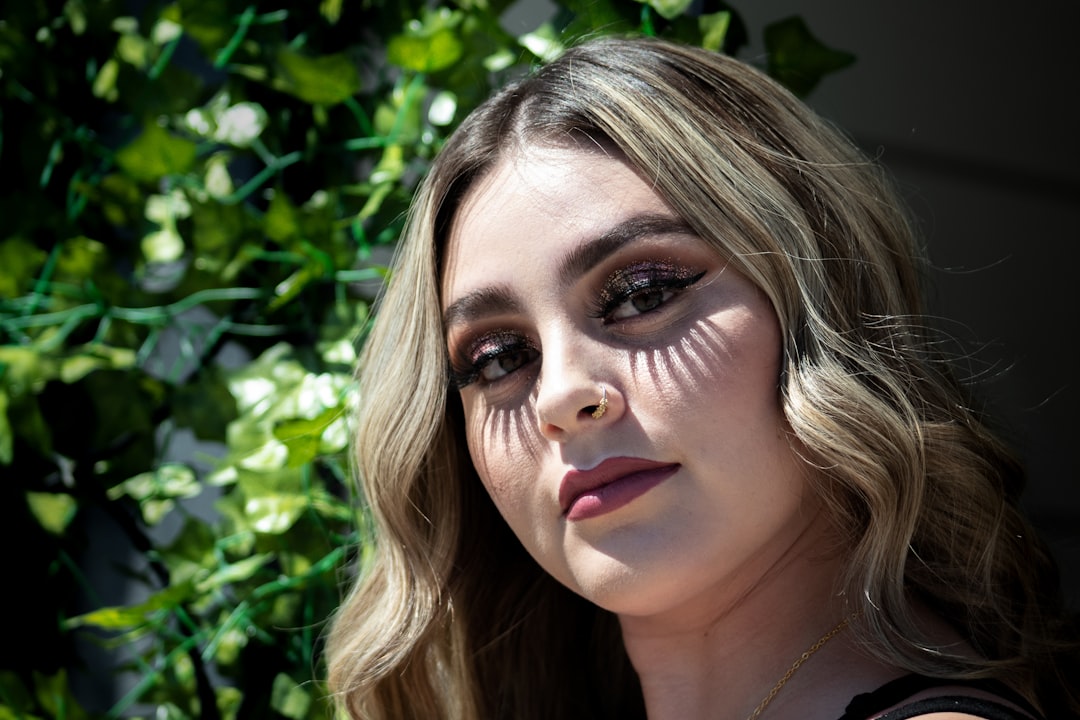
[463,403,515,503]
[461,392,543,498]
[466,439,530,536]
[463,406,493,489]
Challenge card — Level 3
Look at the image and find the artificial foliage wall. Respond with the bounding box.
[0,0,852,716]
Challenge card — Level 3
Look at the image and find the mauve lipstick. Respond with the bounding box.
[559,457,680,521]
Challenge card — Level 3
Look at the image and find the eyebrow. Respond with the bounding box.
[557,213,695,288]
[442,212,695,329]
[443,285,522,329]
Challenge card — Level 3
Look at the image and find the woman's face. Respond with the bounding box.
[440,145,819,619]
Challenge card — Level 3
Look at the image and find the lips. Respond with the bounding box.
[559,457,680,521]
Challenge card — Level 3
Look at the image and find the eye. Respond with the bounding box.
[609,286,672,320]
[478,345,538,382]
[590,262,706,324]
[449,331,539,389]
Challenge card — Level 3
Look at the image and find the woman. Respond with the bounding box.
[326,37,1077,719]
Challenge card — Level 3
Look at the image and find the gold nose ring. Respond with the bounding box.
[591,386,608,419]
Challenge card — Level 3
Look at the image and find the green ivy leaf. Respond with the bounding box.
[267,262,325,313]
[191,199,246,273]
[208,626,250,668]
[59,356,109,385]
[31,670,88,720]
[216,686,243,716]
[274,49,361,106]
[140,228,185,264]
[0,237,48,298]
[67,581,195,630]
[220,466,312,535]
[66,605,149,630]
[115,122,198,182]
[109,463,200,502]
[54,236,108,285]
[270,673,311,720]
[321,0,345,24]
[116,32,152,70]
[764,16,855,97]
[369,144,405,185]
[63,0,89,35]
[92,57,120,101]
[698,11,731,52]
[95,173,144,229]
[373,99,420,145]
[0,347,59,394]
[195,553,274,592]
[211,101,268,147]
[109,463,201,525]
[242,494,308,535]
[168,0,231,53]
[265,191,301,243]
[0,345,135,392]
[162,518,217,585]
[0,669,42,717]
[386,7,466,73]
[231,437,289,473]
[557,0,637,40]
[60,345,137,384]
[519,24,564,63]
[223,345,350,453]
[273,406,343,467]
[387,29,463,72]
[634,0,693,21]
[25,491,77,536]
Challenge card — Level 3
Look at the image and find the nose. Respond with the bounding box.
[534,333,620,440]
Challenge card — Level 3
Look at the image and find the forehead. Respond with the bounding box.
[457,145,643,231]
[439,146,667,303]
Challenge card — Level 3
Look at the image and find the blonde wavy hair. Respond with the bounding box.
[326,36,1076,719]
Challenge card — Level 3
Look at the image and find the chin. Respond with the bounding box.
[557,552,701,618]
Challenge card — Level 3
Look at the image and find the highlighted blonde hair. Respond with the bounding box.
[326,36,1076,719]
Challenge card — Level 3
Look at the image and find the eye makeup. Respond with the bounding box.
[448,330,538,390]
[588,260,707,324]
[447,258,708,391]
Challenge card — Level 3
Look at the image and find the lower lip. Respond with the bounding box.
[565,464,680,521]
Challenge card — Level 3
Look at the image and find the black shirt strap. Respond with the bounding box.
[839,674,1043,720]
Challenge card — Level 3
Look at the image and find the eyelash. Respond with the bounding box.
[587,261,706,324]
[449,331,537,390]
[448,261,706,390]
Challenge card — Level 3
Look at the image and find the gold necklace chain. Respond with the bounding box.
[744,615,854,720]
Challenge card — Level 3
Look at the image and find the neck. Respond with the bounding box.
[618,519,866,720]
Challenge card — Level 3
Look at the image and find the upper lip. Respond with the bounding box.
[559,457,678,514]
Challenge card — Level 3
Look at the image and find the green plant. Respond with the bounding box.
[0,0,852,716]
